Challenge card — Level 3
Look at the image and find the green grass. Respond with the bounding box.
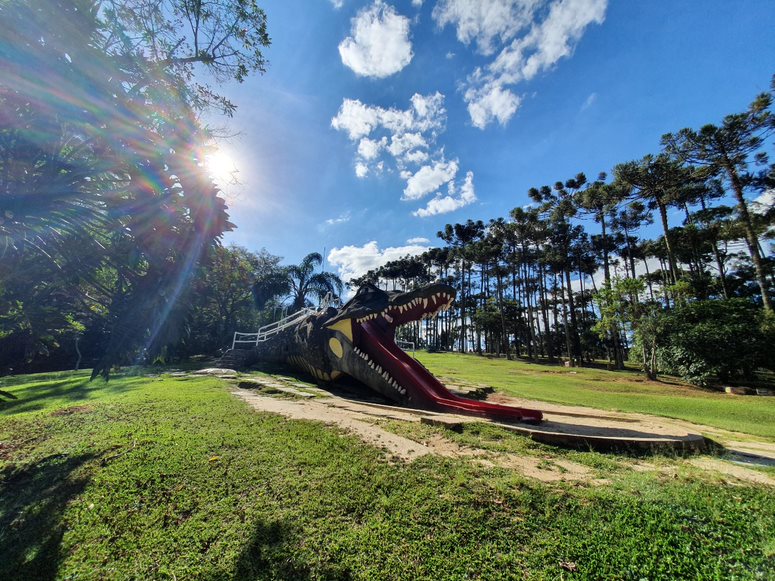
[1,370,774,579]
[417,352,775,440]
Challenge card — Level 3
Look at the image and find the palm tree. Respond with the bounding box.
[285,252,343,312]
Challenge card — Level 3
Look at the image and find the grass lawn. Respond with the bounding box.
[1,369,774,579]
[417,352,775,441]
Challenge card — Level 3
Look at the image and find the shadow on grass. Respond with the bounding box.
[0,452,96,579]
[246,362,394,406]
[229,519,351,581]
[0,375,144,416]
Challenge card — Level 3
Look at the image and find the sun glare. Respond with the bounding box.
[205,149,239,187]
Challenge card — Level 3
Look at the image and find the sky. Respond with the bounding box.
[213,0,775,283]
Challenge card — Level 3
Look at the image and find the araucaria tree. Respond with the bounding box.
[662,90,775,312]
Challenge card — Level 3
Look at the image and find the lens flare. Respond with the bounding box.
[205,149,239,188]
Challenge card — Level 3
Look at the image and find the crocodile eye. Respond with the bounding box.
[328,337,344,358]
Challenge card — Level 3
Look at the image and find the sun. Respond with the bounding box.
[205,148,239,187]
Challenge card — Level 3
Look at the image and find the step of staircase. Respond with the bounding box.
[217,348,252,370]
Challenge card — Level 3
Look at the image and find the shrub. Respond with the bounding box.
[654,299,770,386]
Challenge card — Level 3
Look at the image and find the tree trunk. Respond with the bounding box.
[559,272,573,365]
[600,213,611,283]
[724,160,773,312]
[74,336,82,371]
[538,263,552,359]
[564,268,582,364]
[657,200,679,284]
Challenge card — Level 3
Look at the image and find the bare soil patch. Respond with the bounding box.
[51,405,94,416]
[0,441,19,461]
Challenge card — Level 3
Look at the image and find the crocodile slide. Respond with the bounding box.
[226,283,543,424]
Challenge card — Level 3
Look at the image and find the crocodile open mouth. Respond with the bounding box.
[345,285,543,424]
[353,288,455,326]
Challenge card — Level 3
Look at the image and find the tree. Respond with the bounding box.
[438,220,485,352]
[253,252,343,314]
[101,0,270,114]
[575,173,626,283]
[529,174,587,364]
[654,299,773,386]
[614,155,698,287]
[182,246,279,353]
[662,88,774,312]
[0,0,271,377]
[285,253,343,312]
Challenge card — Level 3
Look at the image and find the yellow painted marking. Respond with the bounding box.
[329,337,344,359]
[327,319,353,342]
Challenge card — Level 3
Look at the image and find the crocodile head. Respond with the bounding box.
[317,282,455,404]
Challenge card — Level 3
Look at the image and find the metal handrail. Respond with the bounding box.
[231,294,343,350]
[232,306,316,349]
[396,340,416,358]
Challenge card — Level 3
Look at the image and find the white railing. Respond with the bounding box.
[397,340,416,358]
[232,307,316,349]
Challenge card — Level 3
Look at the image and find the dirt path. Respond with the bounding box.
[232,388,607,483]
[488,392,775,464]
[227,373,775,487]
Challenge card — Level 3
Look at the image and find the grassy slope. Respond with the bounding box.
[0,370,773,580]
[417,352,775,440]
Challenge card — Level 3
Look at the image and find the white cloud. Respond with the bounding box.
[407,236,430,244]
[404,150,429,164]
[355,161,369,178]
[402,159,459,200]
[580,91,597,111]
[338,1,414,78]
[333,92,473,217]
[388,132,427,157]
[412,0,424,7]
[328,240,432,282]
[357,137,385,160]
[752,189,774,215]
[414,171,476,217]
[432,0,539,55]
[331,94,444,147]
[465,84,522,129]
[436,0,607,128]
[330,99,380,140]
[325,211,352,226]
[330,0,344,9]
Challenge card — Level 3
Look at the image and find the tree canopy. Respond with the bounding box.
[0,0,271,377]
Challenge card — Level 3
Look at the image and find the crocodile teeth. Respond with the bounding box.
[423,298,428,308]
[384,313,393,323]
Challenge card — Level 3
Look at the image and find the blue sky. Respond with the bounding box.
[214,0,775,282]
